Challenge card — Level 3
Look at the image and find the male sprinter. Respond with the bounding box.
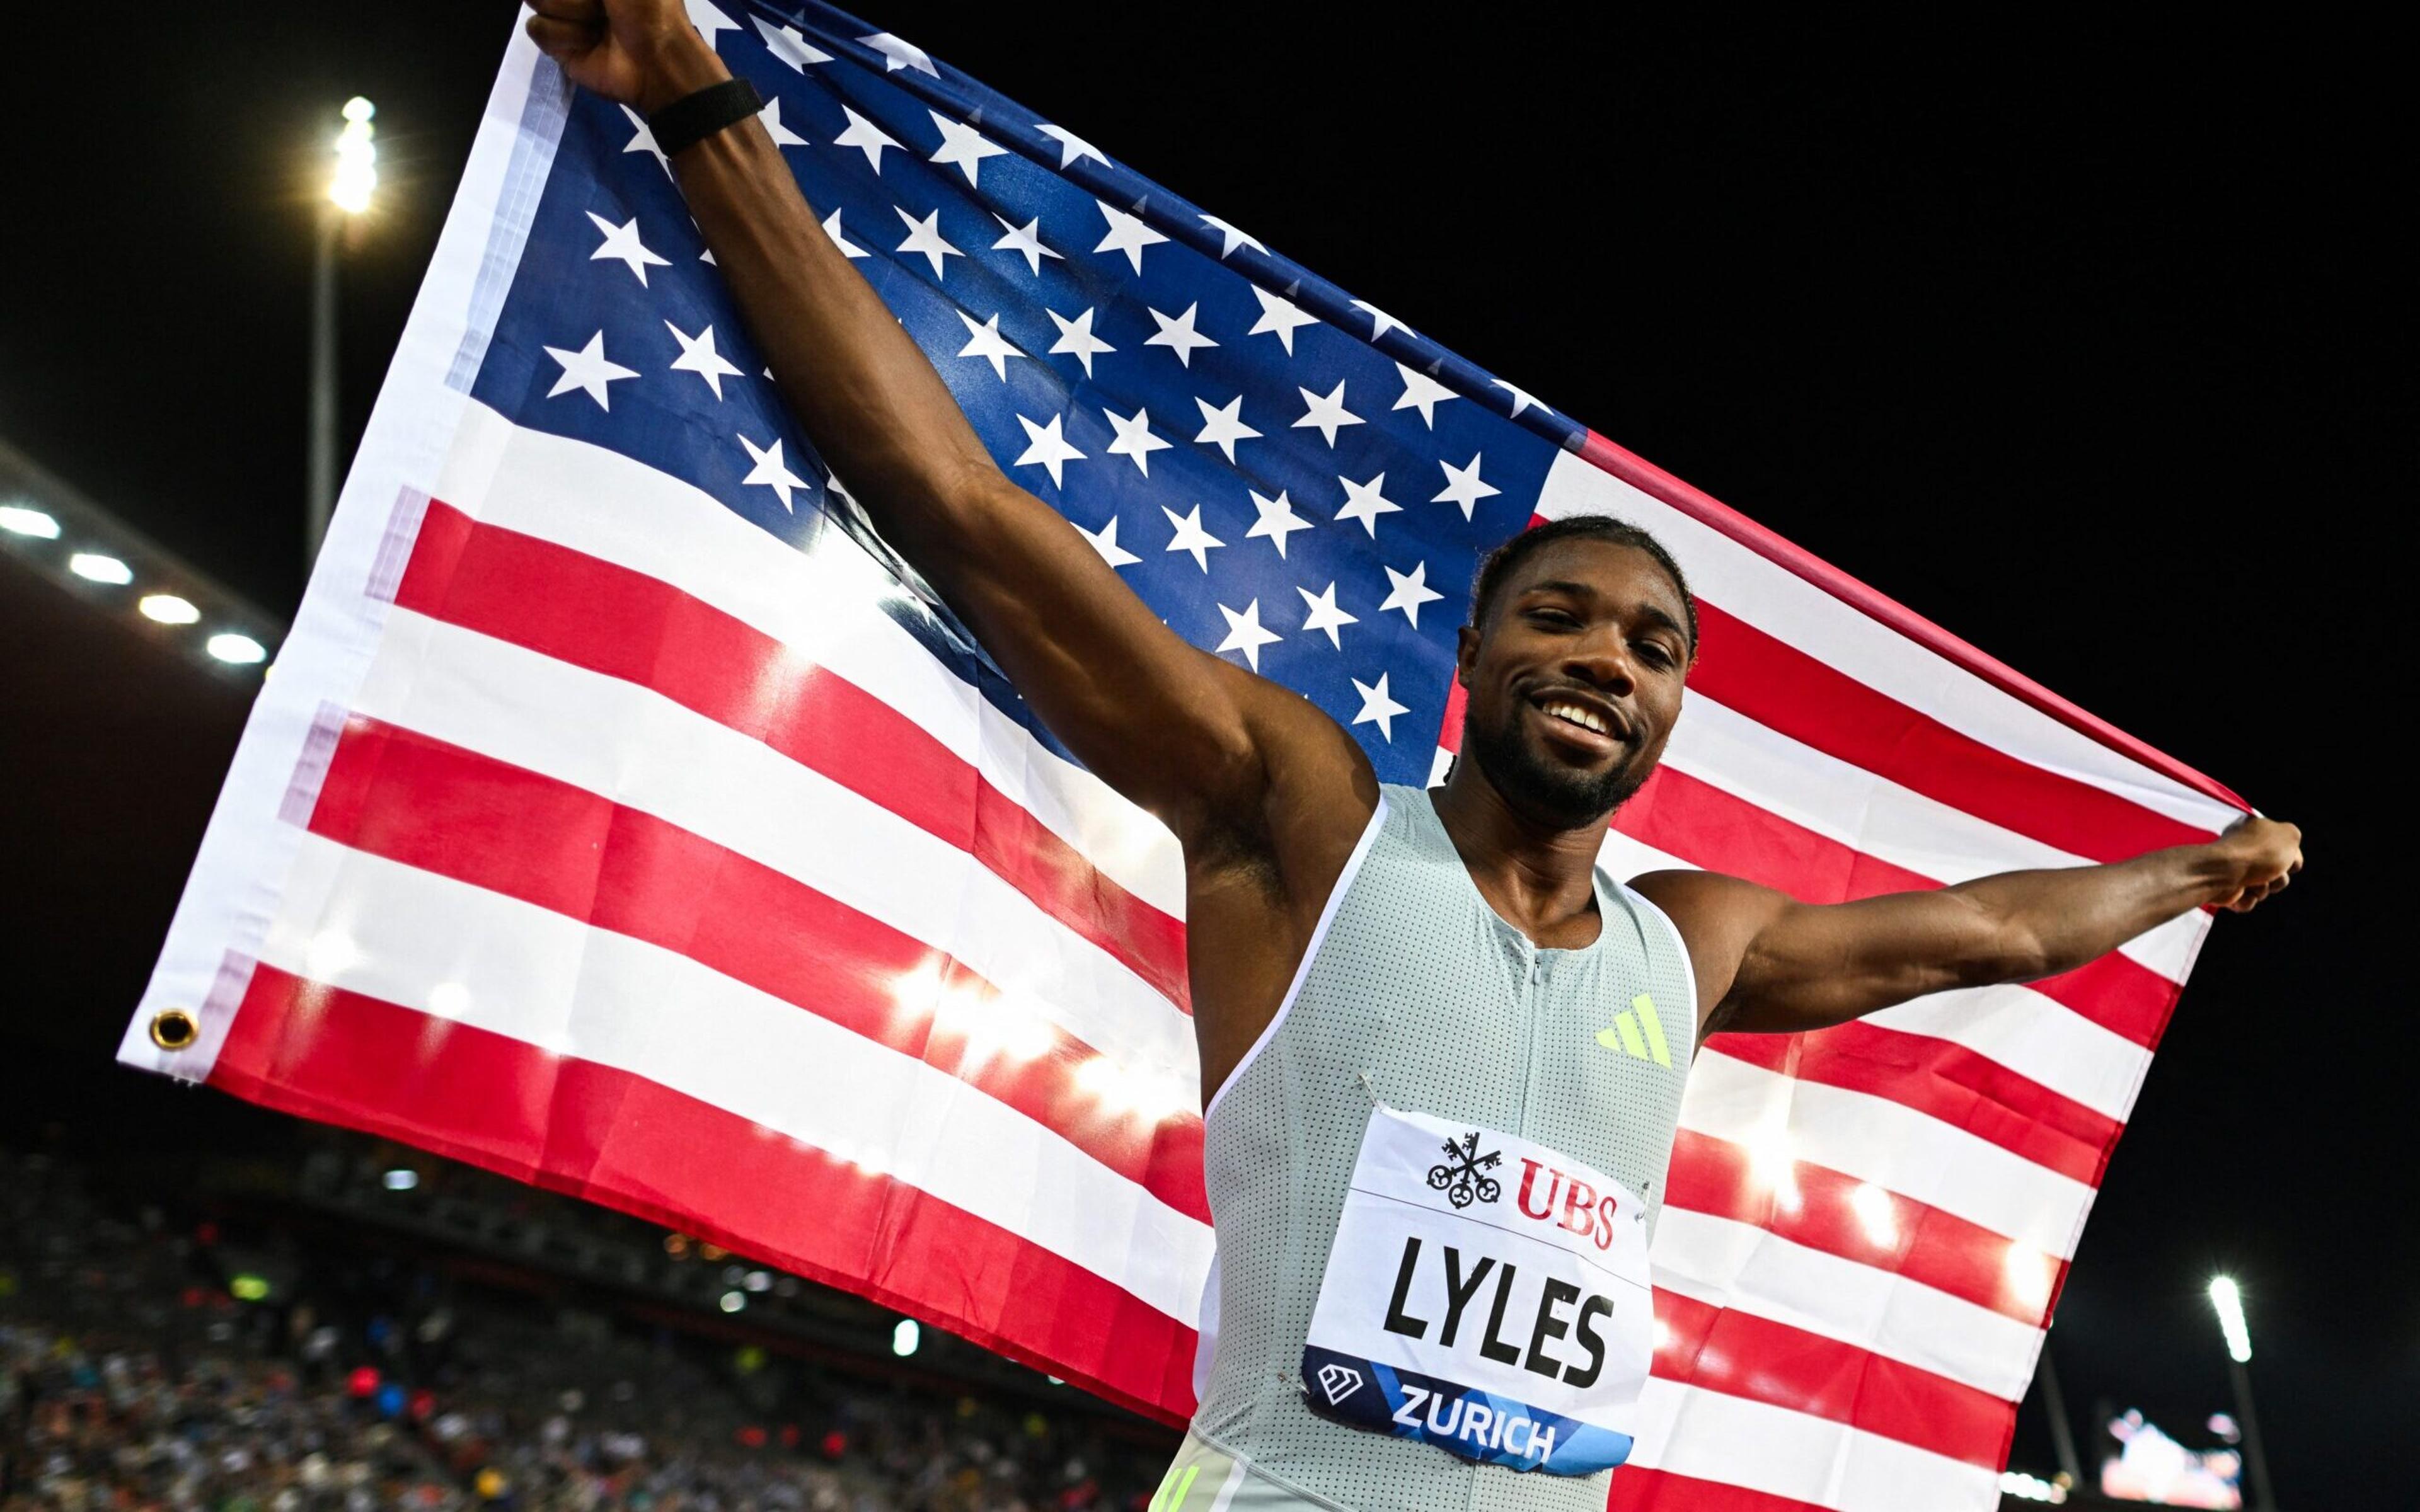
[529,6,2305,1508]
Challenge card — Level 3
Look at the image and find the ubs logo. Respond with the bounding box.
[1516,1160,1632,1251]
[1425,1132,1502,1208]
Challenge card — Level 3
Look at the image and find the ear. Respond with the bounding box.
[1455,623,1480,688]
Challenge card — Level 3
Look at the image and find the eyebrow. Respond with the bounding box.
[1520,580,1689,641]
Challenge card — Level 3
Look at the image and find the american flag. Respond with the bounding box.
[124,4,2250,1508]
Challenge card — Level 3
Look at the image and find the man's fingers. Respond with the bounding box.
[527,0,604,20]
[526,14,599,57]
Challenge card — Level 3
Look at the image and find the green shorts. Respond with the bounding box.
[1148,1430,1351,1511]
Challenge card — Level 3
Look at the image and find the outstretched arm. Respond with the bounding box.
[1634,816,2303,1037]
[523,1,1367,850]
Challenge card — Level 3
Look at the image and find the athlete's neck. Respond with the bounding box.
[1429,762,1611,948]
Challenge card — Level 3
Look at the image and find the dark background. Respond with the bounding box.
[1,8,2407,1506]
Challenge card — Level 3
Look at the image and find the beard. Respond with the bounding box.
[1463,696,1652,830]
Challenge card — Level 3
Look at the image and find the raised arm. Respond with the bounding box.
[1634,816,2303,1037]
[524,1,1368,850]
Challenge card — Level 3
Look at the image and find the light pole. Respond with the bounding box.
[309,96,377,566]
[2208,1276,2276,1511]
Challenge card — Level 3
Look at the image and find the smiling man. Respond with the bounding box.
[526,3,2308,1508]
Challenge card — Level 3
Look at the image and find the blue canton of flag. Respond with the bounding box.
[467,0,1580,781]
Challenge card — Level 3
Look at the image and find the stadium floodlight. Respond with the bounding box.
[891,1319,921,1357]
[330,96,378,214]
[69,552,132,585]
[140,593,201,624]
[0,504,59,538]
[718,1290,746,1313]
[1998,1470,2067,1504]
[2209,1276,2252,1363]
[207,633,269,665]
[382,1169,418,1191]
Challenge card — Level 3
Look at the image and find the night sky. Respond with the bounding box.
[2,7,2407,1505]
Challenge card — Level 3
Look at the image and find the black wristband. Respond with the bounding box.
[646,77,765,159]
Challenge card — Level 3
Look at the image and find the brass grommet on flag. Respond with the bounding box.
[148,1007,199,1051]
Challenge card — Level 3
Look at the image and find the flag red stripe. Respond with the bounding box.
[1689,601,2213,862]
[1705,1023,2121,1188]
[1651,1288,2012,1467]
[306,714,1210,1222]
[396,500,1192,1014]
[1608,1467,1833,1512]
[1573,428,2247,812]
[209,963,1202,1424]
[1663,1125,2065,1328]
[1622,764,2180,1048]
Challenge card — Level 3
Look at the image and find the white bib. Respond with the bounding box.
[1298,1105,1654,1475]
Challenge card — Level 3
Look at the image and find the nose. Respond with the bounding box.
[1561,626,1637,697]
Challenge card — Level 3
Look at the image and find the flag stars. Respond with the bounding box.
[1248,287,1319,354]
[1494,379,1553,418]
[1144,303,1218,368]
[1103,405,1172,476]
[758,96,807,147]
[737,433,807,510]
[1078,515,1141,568]
[585,212,670,285]
[955,311,1023,381]
[894,207,962,279]
[1334,472,1402,537]
[822,209,868,258]
[834,106,904,172]
[1093,200,1169,275]
[1380,561,1444,627]
[1351,300,1414,342]
[928,110,1008,186]
[1193,395,1260,463]
[665,320,742,399]
[1245,489,1313,558]
[686,0,739,49]
[1432,453,1501,519]
[1200,215,1265,259]
[618,106,668,175]
[1296,582,1359,650]
[754,16,833,68]
[1047,307,1114,377]
[1214,600,1282,671]
[860,32,938,75]
[1294,379,1365,447]
[1037,123,1107,170]
[991,214,1062,276]
[543,331,638,410]
[1352,672,1410,741]
[1392,362,1456,428]
[1161,504,1224,573]
[1012,413,1085,488]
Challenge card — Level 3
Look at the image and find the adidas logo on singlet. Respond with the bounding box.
[1594,993,1673,1067]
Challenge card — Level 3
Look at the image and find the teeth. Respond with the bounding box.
[1542,701,1608,736]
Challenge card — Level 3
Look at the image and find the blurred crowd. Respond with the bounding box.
[0,1147,1165,1512]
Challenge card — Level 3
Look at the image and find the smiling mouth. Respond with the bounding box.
[1533,695,1628,744]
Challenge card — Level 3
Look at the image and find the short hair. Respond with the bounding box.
[1468,515,1698,656]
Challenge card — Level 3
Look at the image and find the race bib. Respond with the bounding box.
[1299,1105,1654,1476]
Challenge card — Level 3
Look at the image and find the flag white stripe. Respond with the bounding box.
[260,832,1215,1319]
[1866,985,2152,1124]
[1681,1052,2093,1257]
[436,402,1188,917]
[1631,1375,2000,1510]
[1652,1209,2040,1402]
[352,609,1202,1088]
[1666,696,2202,982]
[1535,450,2238,836]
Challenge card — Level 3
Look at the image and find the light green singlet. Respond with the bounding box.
[1169,785,1698,1512]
